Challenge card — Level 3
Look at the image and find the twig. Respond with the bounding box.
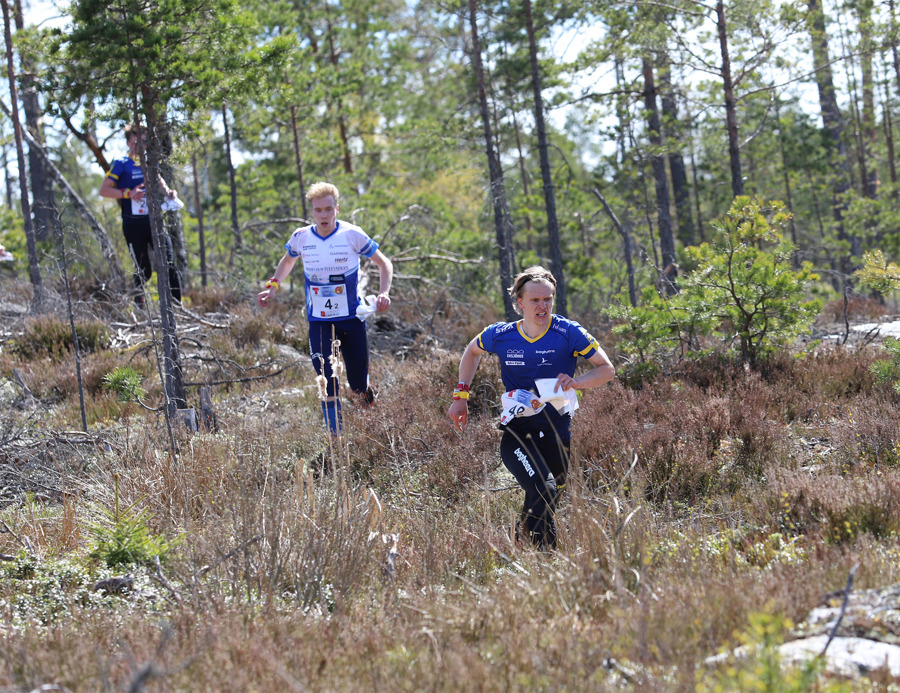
[151,555,182,604]
[193,534,263,579]
[382,533,400,584]
[820,563,860,657]
[1,520,34,554]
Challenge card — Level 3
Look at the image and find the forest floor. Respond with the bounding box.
[2,280,900,691]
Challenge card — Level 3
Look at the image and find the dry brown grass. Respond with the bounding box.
[3,291,900,690]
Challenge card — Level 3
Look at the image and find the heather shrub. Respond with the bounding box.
[184,285,244,313]
[767,470,900,541]
[12,315,110,360]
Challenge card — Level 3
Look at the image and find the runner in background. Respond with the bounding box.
[258,181,393,434]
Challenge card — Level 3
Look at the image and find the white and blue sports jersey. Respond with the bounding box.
[476,315,600,395]
[284,220,379,322]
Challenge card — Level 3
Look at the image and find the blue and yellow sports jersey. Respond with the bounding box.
[476,315,600,394]
[284,220,379,322]
[105,157,145,222]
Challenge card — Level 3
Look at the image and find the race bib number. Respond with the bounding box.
[499,389,545,426]
[131,197,149,216]
[310,284,349,319]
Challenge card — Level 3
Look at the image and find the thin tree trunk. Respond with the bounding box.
[13,0,53,243]
[773,93,799,266]
[222,103,241,257]
[1,0,46,313]
[523,0,566,316]
[859,1,878,199]
[158,120,188,284]
[808,0,857,269]
[659,55,695,247]
[883,100,898,186]
[716,0,743,198]
[467,0,516,320]
[511,109,533,239]
[141,94,186,414]
[290,104,308,220]
[192,151,208,287]
[643,57,677,293]
[325,10,353,175]
[56,211,87,433]
[593,188,636,308]
[0,97,126,286]
[891,0,900,97]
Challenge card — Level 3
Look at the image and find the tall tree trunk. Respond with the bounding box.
[13,0,54,243]
[642,57,677,293]
[2,0,47,313]
[141,95,186,414]
[192,151,208,287]
[0,99,126,286]
[467,0,516,320]
[891,0,900,98]
[773,94,799,266]
[511,109,533,239]
[716,0,743,198]
[2,142,12,208]
[858,0,878,199]
[659,55,695,247]
[522,0,566,316]
[290,104,308,220]
[325,10,353,175]
[158,118,187,284]
[222,103,241,257]
[808,0,858,270]
[883,100,898,187]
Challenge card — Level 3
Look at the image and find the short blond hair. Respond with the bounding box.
[306,182,340,203]
[508,265,557,315]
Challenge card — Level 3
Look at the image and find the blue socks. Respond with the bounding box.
[321,399,342,434]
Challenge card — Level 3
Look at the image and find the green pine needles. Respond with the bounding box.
[608,197,822,376]
[88,474,171,568]
[101,366,146,403]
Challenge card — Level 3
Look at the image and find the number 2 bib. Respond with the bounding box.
[310,284,349,319]
[131,197,149,216]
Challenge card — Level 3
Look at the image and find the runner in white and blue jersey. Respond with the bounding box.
[448,266,614,550]
[258,182,393,434]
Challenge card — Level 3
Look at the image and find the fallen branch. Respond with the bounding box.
[820,563,860,657]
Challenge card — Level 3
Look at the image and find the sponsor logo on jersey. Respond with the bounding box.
[302,244,317,250]
[539,357,552,365]
[495,322,517,334]
[535,349,555,354]
[331,258,349,264]
[507,349,524,358]
[505,361,526,366]
[334,286,344,294]
[514,447,535,477]
[329,274,345,283]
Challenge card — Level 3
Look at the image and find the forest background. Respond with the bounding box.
[3,0,900,689]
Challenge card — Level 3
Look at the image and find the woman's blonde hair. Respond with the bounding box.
[306,181,340,203]
[508,265,557,314]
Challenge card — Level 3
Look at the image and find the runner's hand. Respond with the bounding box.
[448,398,468,431]
[257,287,274,308]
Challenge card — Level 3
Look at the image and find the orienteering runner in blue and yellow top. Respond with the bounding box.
[258,182,393,434]
[448,266,615,550]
